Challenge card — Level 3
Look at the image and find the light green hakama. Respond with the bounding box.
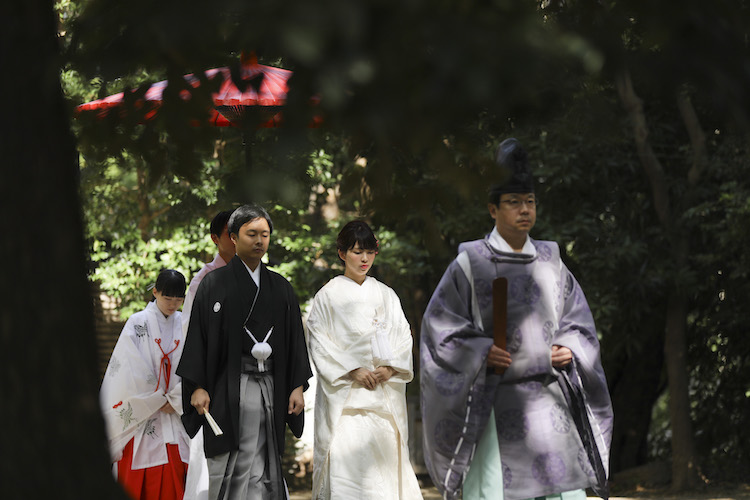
[463,409,588,500]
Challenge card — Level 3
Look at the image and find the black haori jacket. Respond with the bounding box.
[176,256,312,458]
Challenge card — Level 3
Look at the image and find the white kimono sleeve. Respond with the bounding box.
[375,287,414,384]
[306,292,364,386]
[100,315,169,462]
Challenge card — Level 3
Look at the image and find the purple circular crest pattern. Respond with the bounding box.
[434,418,464,454]
[577,448,596,478]
[470,384,495,420]
[503,462,513,489]
[542,320,554,345]
[563,273,575,300]
[510,275,541,305]
[531,452,567,486]
[496,409,529,441]
[535,242,553,262]
[427,306,445,322]
[441,332,465,351]
[435,371,466,396]
[431,291,446,311]
[518,368,544,394]
[420,343,435,370]
[507,324,523,354]
[550,403,572,433]
[475,276,493,310]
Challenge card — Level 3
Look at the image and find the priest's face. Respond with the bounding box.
[231,217,271,270]
[339,243,377,285]
[488,193,537,242]
[153,289,184,317]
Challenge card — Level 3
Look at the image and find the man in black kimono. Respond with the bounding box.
[177,204,312,500]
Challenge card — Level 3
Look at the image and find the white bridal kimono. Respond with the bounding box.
[100,301,189,470]
[307,275,423,500]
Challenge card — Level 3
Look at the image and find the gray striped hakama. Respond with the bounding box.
[208,358,285,500]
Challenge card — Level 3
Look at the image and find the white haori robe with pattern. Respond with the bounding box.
[100,301,190,469]
[307,275,423,500]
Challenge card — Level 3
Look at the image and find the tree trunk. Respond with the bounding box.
[616,70,700,490]
[135,162,171,241]
[665,90,706,490]
[608,319,665,473]
[0,1,128,498]
[664,280,698,489]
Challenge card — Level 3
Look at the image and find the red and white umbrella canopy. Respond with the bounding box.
[76,60,295,127]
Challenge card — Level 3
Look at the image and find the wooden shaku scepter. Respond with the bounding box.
[492,277,508,375]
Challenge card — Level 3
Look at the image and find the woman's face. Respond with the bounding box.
[339,243,377,284]
[153,289,184,317]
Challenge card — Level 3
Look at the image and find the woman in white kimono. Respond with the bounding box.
[100,269,190,500]
[307,221,423,500]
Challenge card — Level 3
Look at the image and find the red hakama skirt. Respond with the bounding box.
[117,438,187,500]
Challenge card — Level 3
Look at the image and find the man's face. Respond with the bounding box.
[488,193,537,240]
[211,224,235,262]
[230,217,270,269]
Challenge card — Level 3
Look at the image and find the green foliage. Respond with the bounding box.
[681,138,750,478]
[90,223,215,319]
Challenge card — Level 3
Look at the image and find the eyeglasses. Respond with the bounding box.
[500,198,537,209]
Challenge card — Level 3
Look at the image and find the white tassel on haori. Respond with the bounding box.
[244,325,274,372]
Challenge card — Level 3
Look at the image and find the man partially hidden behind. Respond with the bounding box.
[420,139,613,500]
[182,210,235,500]
[177,204,312,500]
[182,210,236,338]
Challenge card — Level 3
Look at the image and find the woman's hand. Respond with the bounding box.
[349,367,378,390]
[373,366,397,384]
[159,401,176,414]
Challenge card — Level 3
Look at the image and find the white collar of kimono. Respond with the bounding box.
[339,274,372,287]
[488,227,536,256]
[240,260,261,289]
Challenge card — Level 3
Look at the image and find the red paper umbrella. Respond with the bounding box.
[76,58,303,128]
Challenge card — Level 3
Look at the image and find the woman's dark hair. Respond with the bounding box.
[228,204,273,236]
[154,269,186,298]
[336,220,378,260]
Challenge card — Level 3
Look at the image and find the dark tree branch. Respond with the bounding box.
[676,89,708,187]
[615,70,672,228]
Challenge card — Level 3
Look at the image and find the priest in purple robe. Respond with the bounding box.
[420,138,613,500]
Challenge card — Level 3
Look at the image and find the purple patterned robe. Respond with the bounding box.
[420,235,613,500]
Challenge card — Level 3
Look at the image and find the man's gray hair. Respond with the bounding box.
[228,204,274,236]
